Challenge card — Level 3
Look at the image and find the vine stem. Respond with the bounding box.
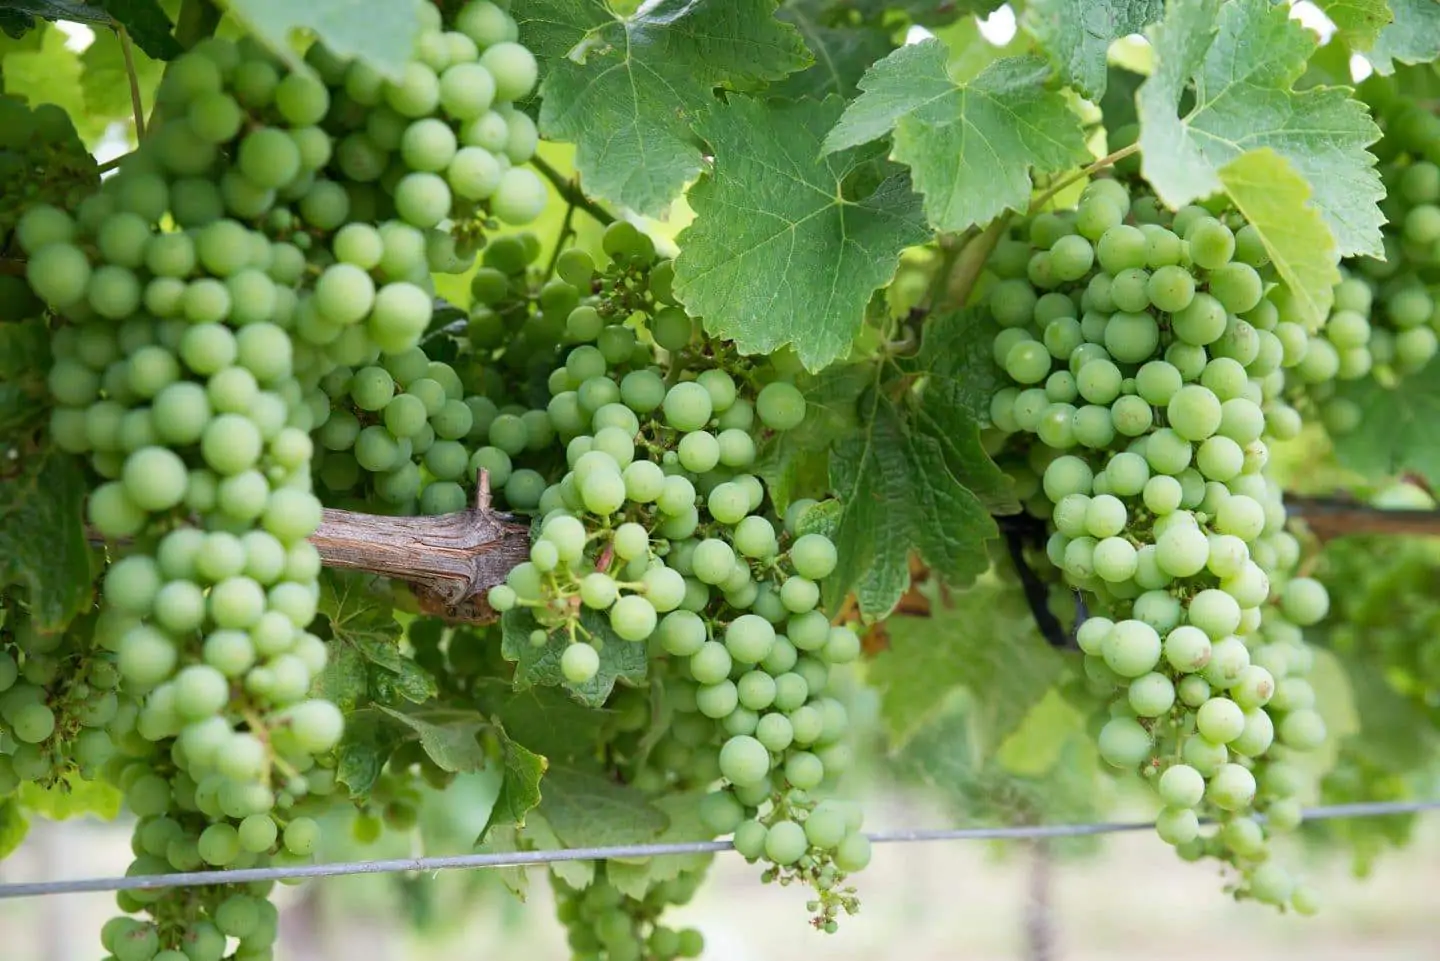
[531,155,617,226]
[117,27,145,139]
[1028,143,1140,214]
[941,215,1010,309]
[543,189,580,281]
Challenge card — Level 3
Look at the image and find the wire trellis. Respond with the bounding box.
[1,798,1437,901]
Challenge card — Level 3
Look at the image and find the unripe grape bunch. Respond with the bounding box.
[984,177,1330,911]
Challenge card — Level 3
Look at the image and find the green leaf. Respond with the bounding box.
[674,95,929,372]
[519,0,811,215]
[485,735,546,837]
[1331,359,1440,485]
[224,0,423,80]
[0,799,27,859]
[1313,0,1392,51]
[1020,0,1164,99]
[3,22,102,141]
[500,608,648,708]
[494,685,608,764]
[868,576,1065,750]
[912,309,1021,512]
[0,0,110,39]
[536,765,668,847]
[315,572,437,711]
[475,822,530,898]
[99,0,178,59]
[604,792,713,898]
[773,0,893,100]
[754,363,871,513]
[827,378,998,618]
[80,24,164,128]
[0,448,92,632]
[0,319,51,438]
[1370,0,1440,75]
[17,774,122,820]
[1137,0,1383,258]
[1334,654,1436,770]
[1215,148,1339,331]
[1097,63,1144,131]
[376,705,489,773]
[823,44,1089,235]
[335,708,400,797]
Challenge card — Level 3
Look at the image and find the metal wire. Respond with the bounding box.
[1,799,1437,901]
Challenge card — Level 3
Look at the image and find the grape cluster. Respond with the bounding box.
[470,223,868,929]
[0,605,138,797]
[984,178,1329,909]
[23,2,546,954]
[553,864,708,961]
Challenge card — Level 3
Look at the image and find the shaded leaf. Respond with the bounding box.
[0,799,27,860]
[824,43,1089,234]
[520,0,811,215]
[0,448,92,632]
[774,0,893,100]
[99,0,178,59]
[500,607,647,708]
[827,378,997,618]
[674,95,929,372]
[315,572,437,710]
[0,319,50,438]
[377,705,489,773]
[537,765,668,847]
[1137,0,1383,258]
[335,708,399,796]
[1331,357,1440,485]
[605,792,713,898]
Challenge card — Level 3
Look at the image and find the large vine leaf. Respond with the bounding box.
[1216,148,1339,330]
[0,0,109,39]
[536,766,668,848]
[3,22,100,140]
[0,319,50,437]
[869,577,1066,751]
[604,792,712,899]
[0,447,92,632]
[673,95,929,372]
[1020,0,1164,99]
[1369,0,1440,75]
[500,608,647,708]
[823,42,1088,235]
[773,0,893,100]
[826,374,997,618]
[0,800,26,860]
[519,0,811,216]
[1137,0,1384,259]
[1331,360,1440,485]
[224,0,422,80]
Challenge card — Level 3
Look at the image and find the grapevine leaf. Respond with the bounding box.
[0,319,50,437]
[604,792,713,899]
[1020,0,1164,99]
[98,0,178,59]
[911,309,1020,512]
[526,812,595,888]
[475,823,530,898]
[0,799,26,860]
[224,0,423,80]
[827,381,997,618]
[334,709,399,797]
[536,765,668,848]
[1331,359,1440,485]
[494,686,608,764]
[1215,148,1339,330]
[80,25,163,126]
[674,95,929,372]
[485,736,547,836]
[1098,63,1144,131]
[0,448,92,632]
[1336,655,1437,770]
[3,23,102,141]
[1369,0,1440,74]
[754,363,871,512]
[1137,0,1384,258]
[822,43,1089,234]
[315,572,436,710]
[869,577,1065,750]
[1313,0,1392,51]
[519,0,811,215]
[500,608,648,708]
[0,0,110,38]
[994,688,1087,776]
[17,775,122,820]
[773,0,893,100]
[376,706,489,773]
